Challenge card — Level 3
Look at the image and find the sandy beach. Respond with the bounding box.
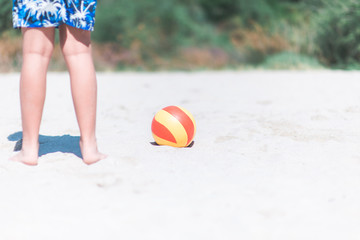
[0,71,360,240]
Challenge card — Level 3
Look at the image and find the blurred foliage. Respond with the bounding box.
[93,0,228,68]
[199,0,275,24]
[0,0,12,33]
[92,0,307,69]
[261,51,323,69]
[314,0,360,68]
[1,0,359,70]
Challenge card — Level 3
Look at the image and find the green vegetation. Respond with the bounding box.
[0,0,360,70]
[0,0,12,33]
[314,0,360,69]
[261,51,323,69]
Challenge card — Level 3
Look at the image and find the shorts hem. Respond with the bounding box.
[61,22,94,31]
[13,23,94,31]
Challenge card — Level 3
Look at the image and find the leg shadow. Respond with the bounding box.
[8,131,82,158]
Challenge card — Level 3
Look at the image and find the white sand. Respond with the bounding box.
[0,71,360,240]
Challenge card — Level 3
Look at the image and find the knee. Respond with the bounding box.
[61,42,92,58]
[60,25,92,57]
[22,28,55,58]
[23,41,55,59]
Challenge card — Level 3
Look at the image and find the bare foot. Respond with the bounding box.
[9,143,39,166]
[79,139,107,165]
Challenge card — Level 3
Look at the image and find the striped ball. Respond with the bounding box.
[151,106,196,147]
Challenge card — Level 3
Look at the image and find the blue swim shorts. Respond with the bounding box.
[12,0,97,31]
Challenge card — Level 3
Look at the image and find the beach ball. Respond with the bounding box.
[151,106,196,147]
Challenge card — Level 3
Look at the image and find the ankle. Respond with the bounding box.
[21,138,39,150]
[80,136,97,145]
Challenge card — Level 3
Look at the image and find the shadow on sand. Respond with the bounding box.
[150,141,195,148]
[8,132,82,158]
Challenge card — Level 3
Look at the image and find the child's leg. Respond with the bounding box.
[59,24,106,165]
[11,27,55,166]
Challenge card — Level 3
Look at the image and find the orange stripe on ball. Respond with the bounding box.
[163,106,195,145]
[151,118,177,143]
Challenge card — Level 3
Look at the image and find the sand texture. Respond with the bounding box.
[0,71,360,240]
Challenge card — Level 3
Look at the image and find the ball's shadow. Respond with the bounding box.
[8,131,82,158]
[150,141,195,148]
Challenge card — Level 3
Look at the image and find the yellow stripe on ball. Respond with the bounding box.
[155,109,188,147]
[152,133,179,148]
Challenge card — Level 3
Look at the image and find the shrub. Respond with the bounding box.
[0,0,13,34]
[92,0,228,67]
[199,0,276,25]
[93,0,221,47]
[0,32,22,71]
[230,23,289,63]
[314,0,360,67]
[261,51,323,69]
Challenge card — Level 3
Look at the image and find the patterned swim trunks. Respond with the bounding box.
[12,0,97,31]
